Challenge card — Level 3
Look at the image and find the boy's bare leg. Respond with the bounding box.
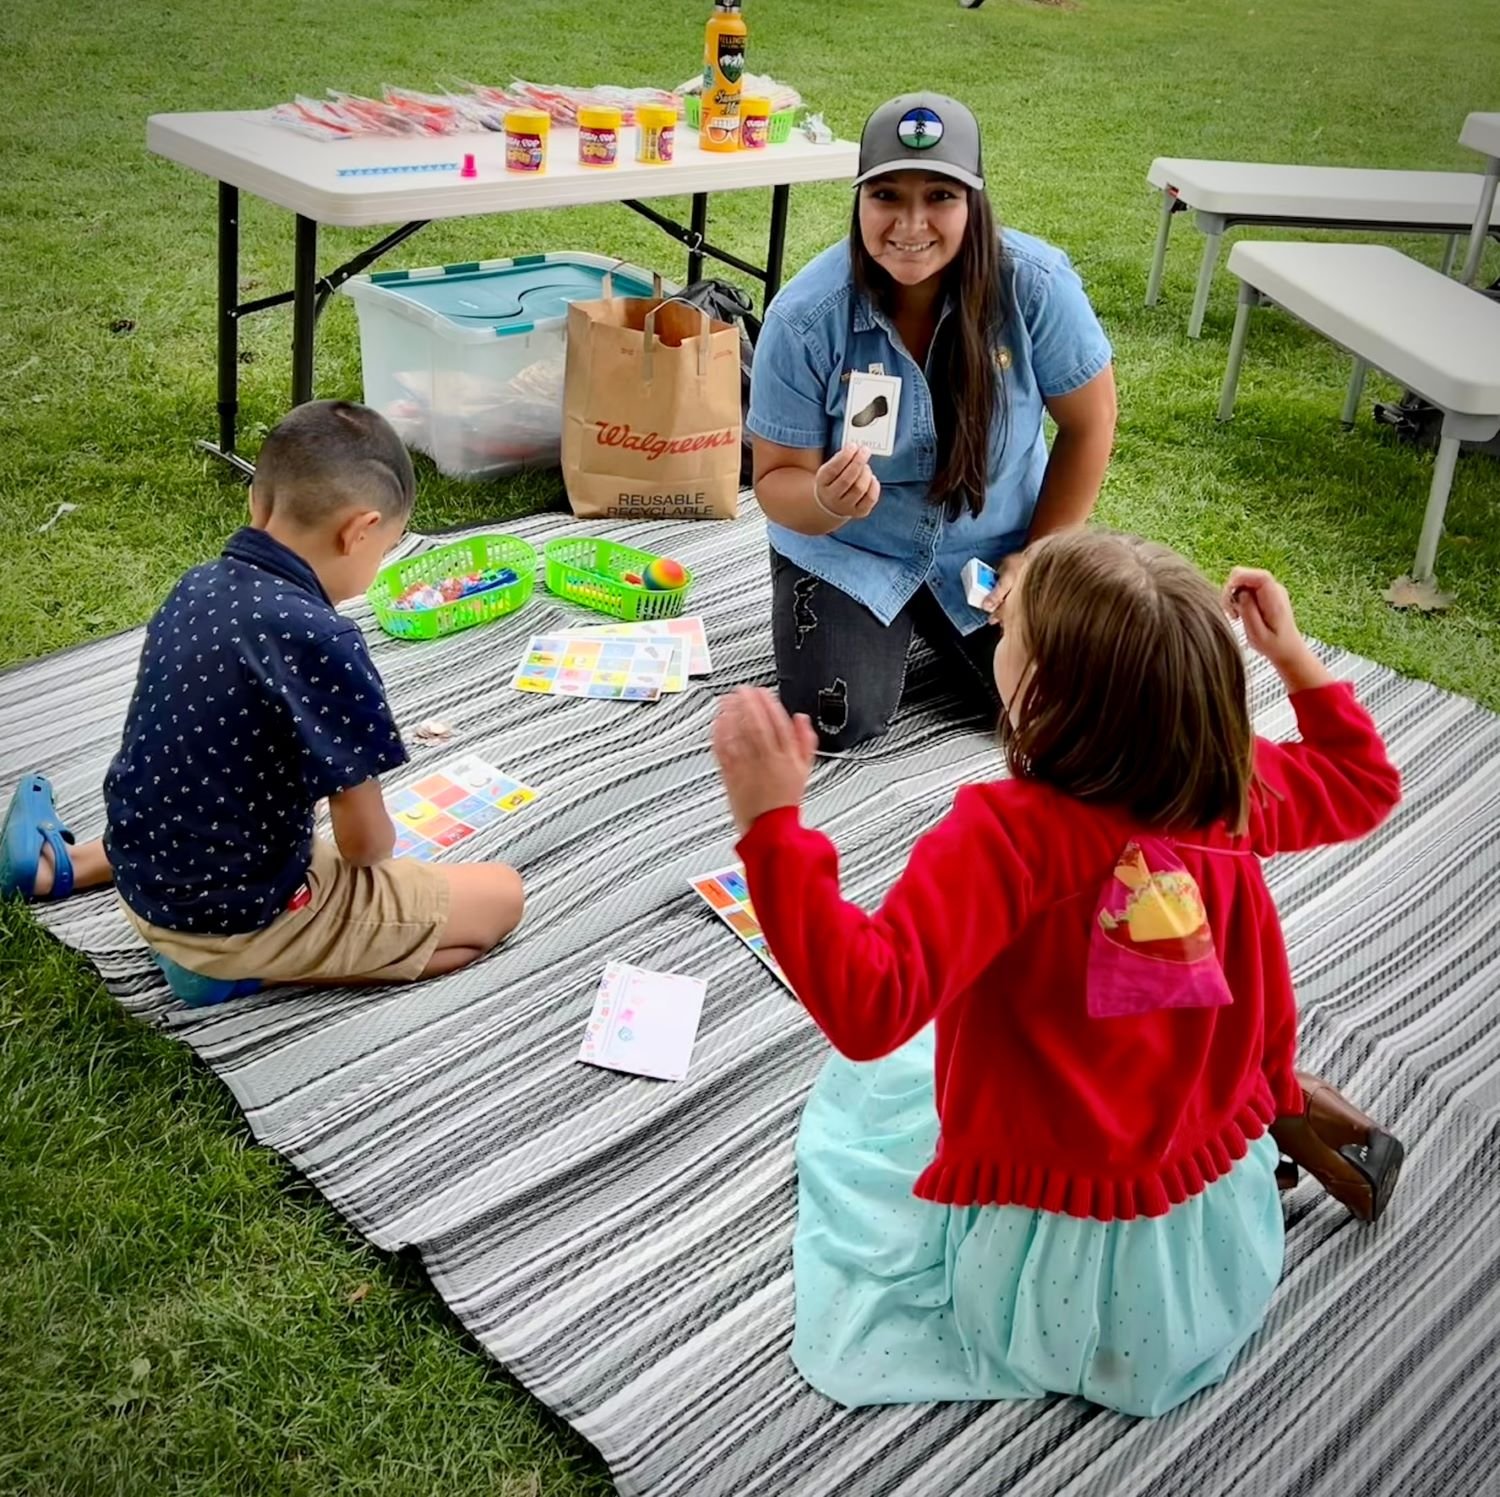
[421,863,525,977]
[32,840,114,898]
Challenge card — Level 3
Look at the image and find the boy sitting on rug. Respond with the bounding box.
[0,401,523,1003]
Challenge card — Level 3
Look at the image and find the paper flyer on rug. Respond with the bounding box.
[385,754,537,861]
[511,633,682,700]
[689,864,792,991]
[572,615,714,677]
[577,961,706,1081]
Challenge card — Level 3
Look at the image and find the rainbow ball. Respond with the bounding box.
[642,557,687,591]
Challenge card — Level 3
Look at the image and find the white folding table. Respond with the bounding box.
[147,109,859,475]
[1144,157,1500,337]
[1216,241,1500,593]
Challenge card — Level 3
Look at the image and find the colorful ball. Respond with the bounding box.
[642,557,686,591]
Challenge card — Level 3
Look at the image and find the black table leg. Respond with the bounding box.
[216,183,239,454]
[193,183,255,479]
[688,193,708,284]
[291,214,318,407]
[765,185,790,308]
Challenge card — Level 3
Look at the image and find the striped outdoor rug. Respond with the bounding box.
[5,500,1498,1497]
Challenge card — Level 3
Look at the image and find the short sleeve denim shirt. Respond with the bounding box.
[747,229,1112,633]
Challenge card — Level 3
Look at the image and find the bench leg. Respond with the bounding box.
[1340,357,1369,429]
[1459,161,1499,286]
[1145,190,1174,307]
[1188,214,1225,339]
[1411,433,1460,586]
[1217,283,1257,422]
[1439,234,1458,277]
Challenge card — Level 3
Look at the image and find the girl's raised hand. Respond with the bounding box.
[1223,566,1332,691]
[711,687,819,835]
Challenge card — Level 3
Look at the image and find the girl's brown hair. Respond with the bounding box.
[850,185,1010,521]
[1000,532,1253,833]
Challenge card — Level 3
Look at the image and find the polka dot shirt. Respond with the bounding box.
[104,527,407,935]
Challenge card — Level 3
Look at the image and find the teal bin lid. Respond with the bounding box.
[353,254,656,338]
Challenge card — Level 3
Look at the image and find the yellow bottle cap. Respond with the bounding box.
[505,110,551,133]
[741,97,773,119]
[578,106,622,130]
[637,104,678,128]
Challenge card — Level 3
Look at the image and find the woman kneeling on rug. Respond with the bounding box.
[711,538,1405,1415]
[747,92,1116,750]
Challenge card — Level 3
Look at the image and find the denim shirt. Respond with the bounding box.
[747,229,1112,633]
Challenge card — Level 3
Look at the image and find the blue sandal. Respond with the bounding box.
[0,773,76,900]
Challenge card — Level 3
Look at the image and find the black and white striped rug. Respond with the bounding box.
[6,501,1498,1497]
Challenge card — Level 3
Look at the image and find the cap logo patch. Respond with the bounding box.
[897,107,943,150]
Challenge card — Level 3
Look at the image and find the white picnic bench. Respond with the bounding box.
[1215,242,1500,596]
[1144,157,1500,337]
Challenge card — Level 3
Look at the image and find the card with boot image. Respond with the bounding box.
[841,371,901,457]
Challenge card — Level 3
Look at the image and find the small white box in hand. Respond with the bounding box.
[962,557,998,610]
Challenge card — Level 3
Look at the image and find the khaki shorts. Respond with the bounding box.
[124,837,452,985]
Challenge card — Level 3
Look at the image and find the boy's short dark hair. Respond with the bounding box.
[253,400,415,528]
[1000,531,1253,833]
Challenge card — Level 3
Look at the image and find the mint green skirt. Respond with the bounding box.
[792,1027,1285,1416]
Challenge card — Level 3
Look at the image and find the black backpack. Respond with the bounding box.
[1373,275,1500,458]
[676,278,762,486]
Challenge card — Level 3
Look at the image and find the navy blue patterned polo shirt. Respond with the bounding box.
[104,527,408,935]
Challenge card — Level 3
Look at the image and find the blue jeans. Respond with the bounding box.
[770,550,1001,751]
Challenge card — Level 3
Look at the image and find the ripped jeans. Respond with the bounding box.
[770,550,1002,752]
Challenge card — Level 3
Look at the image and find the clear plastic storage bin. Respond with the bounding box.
[341,252,659,480]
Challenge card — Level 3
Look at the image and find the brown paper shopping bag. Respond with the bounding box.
[562,292,742,521]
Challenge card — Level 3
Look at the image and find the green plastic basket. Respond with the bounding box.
[368,534,536,640]
[543,537,692,621]
[680,94,795,143]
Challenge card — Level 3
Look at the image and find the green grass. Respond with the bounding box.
[2,0,1498,1488]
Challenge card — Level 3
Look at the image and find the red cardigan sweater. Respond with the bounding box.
[737,683,1401,1221]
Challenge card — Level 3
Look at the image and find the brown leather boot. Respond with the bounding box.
[1270,1071,1405,1224]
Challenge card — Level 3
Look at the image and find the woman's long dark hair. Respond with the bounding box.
[850,186,1010,520]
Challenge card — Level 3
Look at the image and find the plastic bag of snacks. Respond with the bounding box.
[502,80,683,127]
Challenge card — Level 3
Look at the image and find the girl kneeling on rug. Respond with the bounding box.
[710,534,1404,1415]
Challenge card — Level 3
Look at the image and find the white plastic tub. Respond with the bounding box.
[341,251,661,480]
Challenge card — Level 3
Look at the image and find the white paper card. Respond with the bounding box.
[577,962,706,1082]
[841,372,901,457]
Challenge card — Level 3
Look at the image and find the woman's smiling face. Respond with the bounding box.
[857,172,970,288]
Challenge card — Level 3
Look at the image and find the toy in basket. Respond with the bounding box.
[543,537,692,621]
[369,534,536,640]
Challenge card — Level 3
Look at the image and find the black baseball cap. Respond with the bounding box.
[854,93,985,193]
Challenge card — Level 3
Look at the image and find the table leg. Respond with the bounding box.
[1439,234,1458,276]
[1216,283,1258,422]
[1458,160,1499,286]
[688,194,708,284]
[292,215,318,407]
[1340,357,1369,429]
[765,185,790,309]
[215,183,239,455]
[1188,213,1225,339]
[1412,431,1461,585]
[1145,189,1174,307]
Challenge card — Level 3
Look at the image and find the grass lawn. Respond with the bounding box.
[2,0,1497,1489]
